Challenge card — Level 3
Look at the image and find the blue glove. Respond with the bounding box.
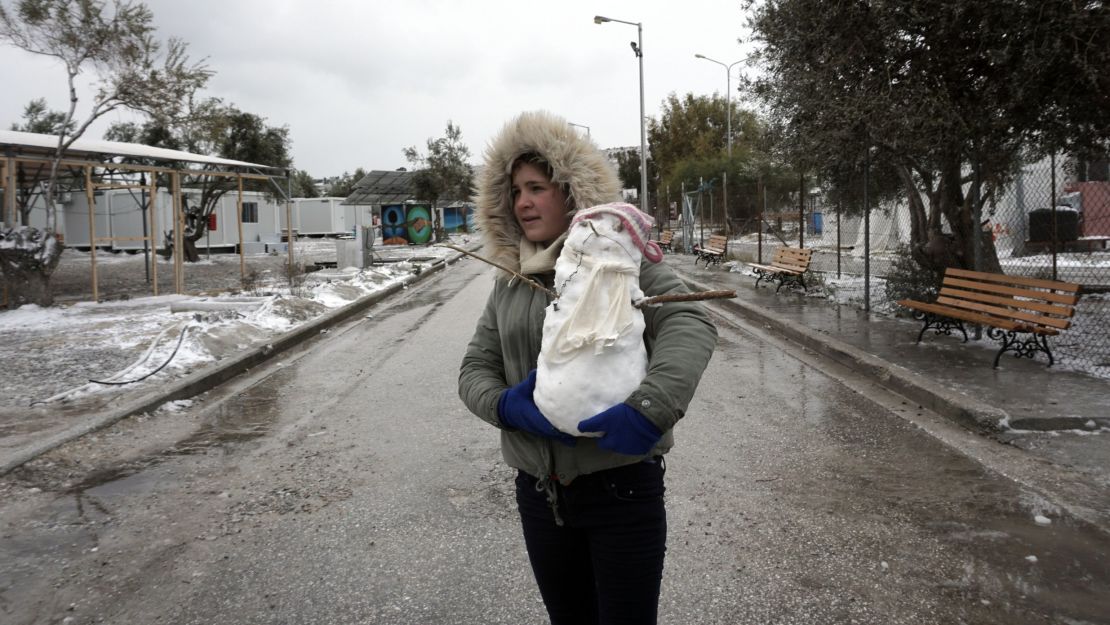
[577,403,662,456]
[498,370,575,445]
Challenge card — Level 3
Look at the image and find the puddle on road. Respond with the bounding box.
[166,366,291,456]
[800,424,1110,622]
[710,332,1110,621]
[364,269,472,323]
[40,365,292,500]
[368,295,444,322]
[62,461,160,495]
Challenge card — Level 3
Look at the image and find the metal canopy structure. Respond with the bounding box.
[342,169,470,206]
[1,130,294,303]
[342,170,416,206]
[0,130,279,172]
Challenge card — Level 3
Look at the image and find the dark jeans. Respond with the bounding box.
[515,458,667,625]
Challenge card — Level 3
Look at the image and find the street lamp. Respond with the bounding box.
[695,53,745,238]
[568,122,591,137]
[694,54,744,158]
[595,14,648,217]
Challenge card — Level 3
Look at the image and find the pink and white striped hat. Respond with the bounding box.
[571,202,663,263]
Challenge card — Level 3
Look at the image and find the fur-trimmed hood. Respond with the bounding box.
[473,110,622,276]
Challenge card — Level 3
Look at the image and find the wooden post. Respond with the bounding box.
[172,172,184,294]
[237,175,246,282]
[148,169,159,296]
[85,166,99,302]
[4,158,14,226]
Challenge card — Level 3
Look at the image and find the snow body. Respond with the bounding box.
[535,212,648,436]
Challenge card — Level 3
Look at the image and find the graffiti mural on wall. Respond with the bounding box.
[381,204,433,245]
[443,206,472,234]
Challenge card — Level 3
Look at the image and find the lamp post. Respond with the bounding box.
[568,122,591,137]
[693,54,744,157]
[595,14,648,217]
[695,53,744,236]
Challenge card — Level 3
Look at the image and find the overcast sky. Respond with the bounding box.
[1,0,756,178]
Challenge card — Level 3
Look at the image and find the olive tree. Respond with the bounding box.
[747,0,1110,272]
[403,121,473,242]
[0,0,209,305]
[108,99,293,262]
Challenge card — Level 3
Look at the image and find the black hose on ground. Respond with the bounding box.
[89,325,191,386]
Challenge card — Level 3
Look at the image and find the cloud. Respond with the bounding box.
[1,0,756,178]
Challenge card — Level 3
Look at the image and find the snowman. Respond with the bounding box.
[534,202,664,436]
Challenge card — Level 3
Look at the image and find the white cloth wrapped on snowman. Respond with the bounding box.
[534,202,664,436]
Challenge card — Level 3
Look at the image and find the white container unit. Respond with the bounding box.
[22,187,284,251]
[209,191,282,249]
[60,192,110,248]
[293,197,351,236]
[104,188,164,251]
[101,189,282,251]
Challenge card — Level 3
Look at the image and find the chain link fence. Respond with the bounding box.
[667,155,1110,378]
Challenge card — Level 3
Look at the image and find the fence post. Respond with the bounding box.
[1050,153,1058,281]
[758,175,764,264]
[798,173,805,248]
[972,157,982,272]
[864,147,871,313]
[722,171,728,238]
[699,177,705,248]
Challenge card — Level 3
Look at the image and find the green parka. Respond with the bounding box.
[458,111,717,483]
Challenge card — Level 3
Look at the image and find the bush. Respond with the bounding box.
[883,247,942,310]
[240,268,261,295]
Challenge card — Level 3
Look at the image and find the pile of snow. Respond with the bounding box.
[0,239,464,409]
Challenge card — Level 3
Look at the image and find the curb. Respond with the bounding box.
[679,273,1012,434]
[0,252,464,476]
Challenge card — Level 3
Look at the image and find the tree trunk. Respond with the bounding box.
[0,227,64,307]
[182,236,202,263]
[906,159,1003,274]
[181,200,208,263]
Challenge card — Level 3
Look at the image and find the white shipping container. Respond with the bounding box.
[294,197,350,235]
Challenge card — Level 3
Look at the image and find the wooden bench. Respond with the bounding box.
[652,229,675,253]
[897,268,1081,368]
[694,234,728,267]
[746,246,813,292]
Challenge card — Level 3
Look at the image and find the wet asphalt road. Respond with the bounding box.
[2,256,1109,625]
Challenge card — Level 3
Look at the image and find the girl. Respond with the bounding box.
[458,110,717,625]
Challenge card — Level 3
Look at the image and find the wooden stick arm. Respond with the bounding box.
[636,290,736,307]
[437,243,735,307]
[436,243,558,298]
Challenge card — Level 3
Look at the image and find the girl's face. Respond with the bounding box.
[512,162,571,246]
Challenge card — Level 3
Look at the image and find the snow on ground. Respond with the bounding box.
[0,237,469,412]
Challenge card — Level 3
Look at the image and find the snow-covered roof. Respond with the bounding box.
[0,130,278,171]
